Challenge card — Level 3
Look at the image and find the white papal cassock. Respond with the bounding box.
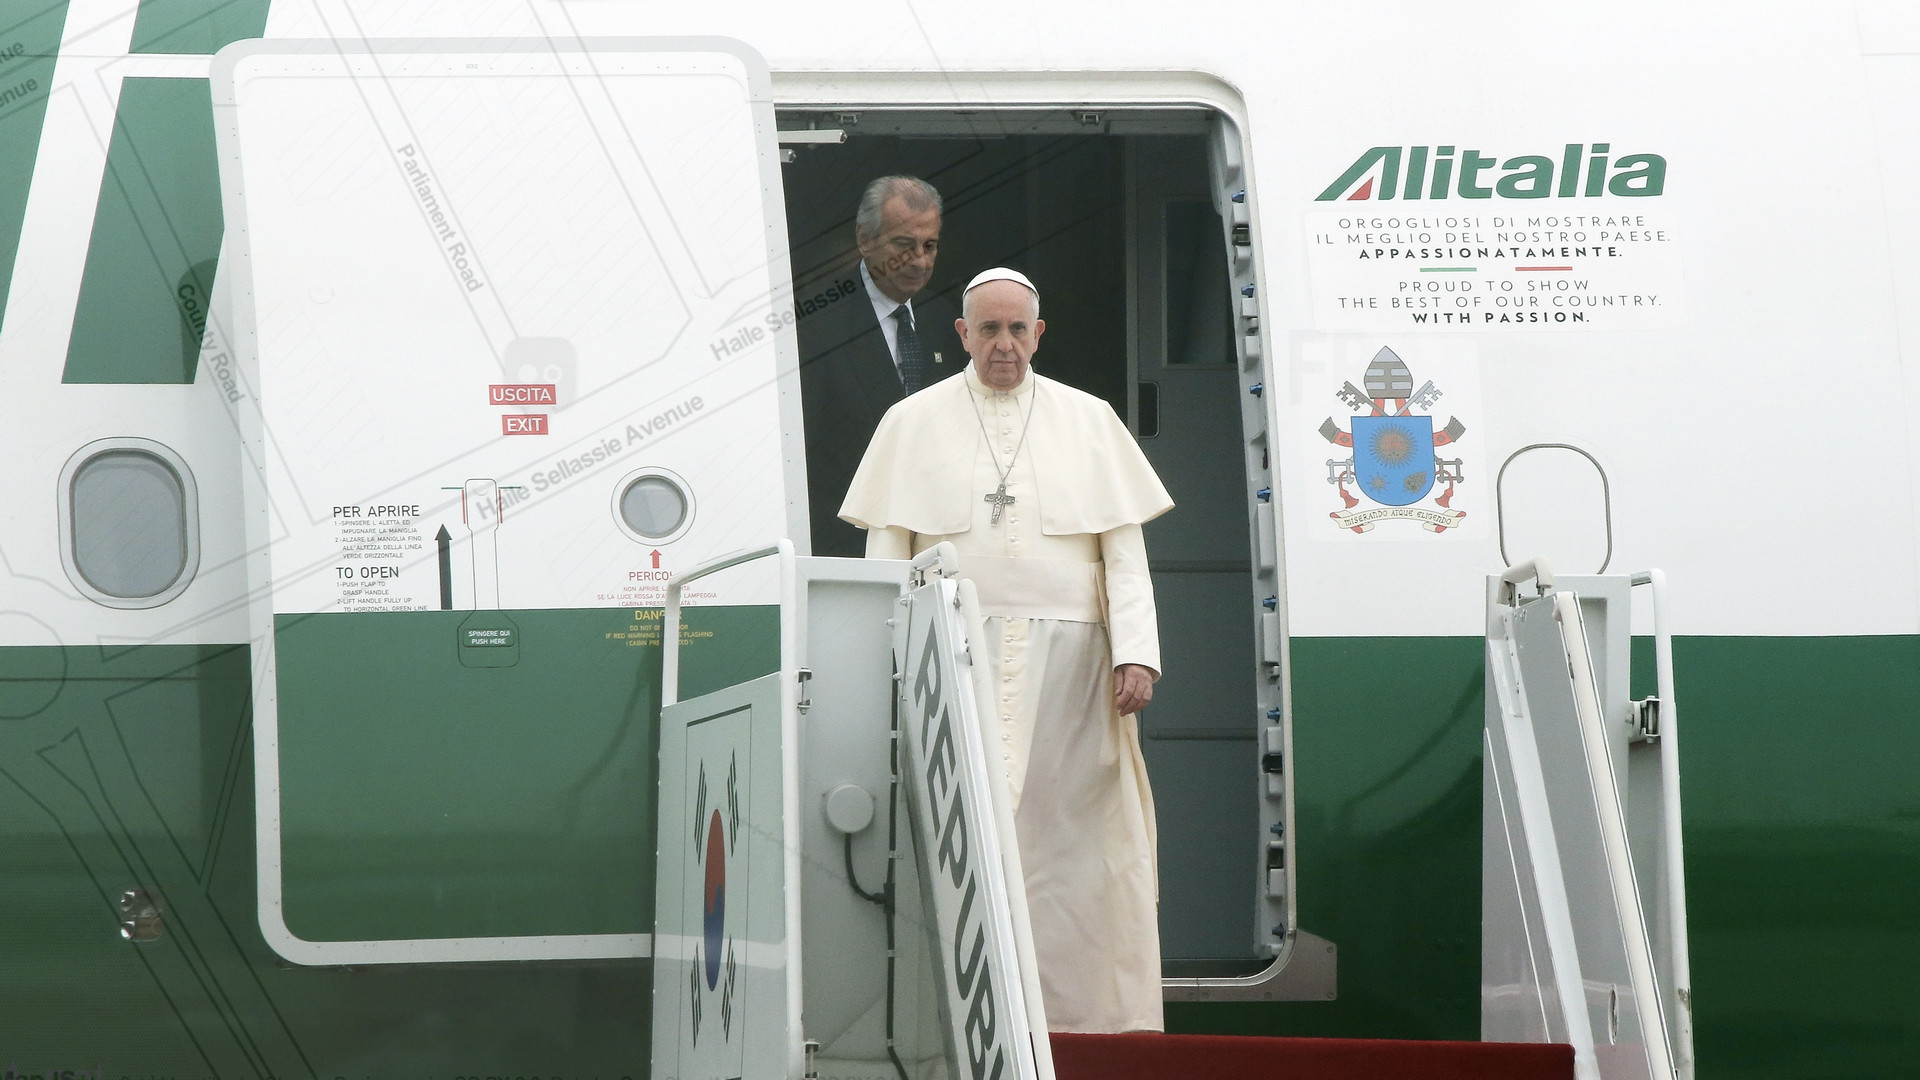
[840,364,1174,1033]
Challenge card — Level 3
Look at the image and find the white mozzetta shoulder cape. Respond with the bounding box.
[839,369,1173,537]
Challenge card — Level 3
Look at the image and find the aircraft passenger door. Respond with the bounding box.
[217,39,804,966]
[1126,136,1265,970]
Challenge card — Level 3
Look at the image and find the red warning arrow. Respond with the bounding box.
[650,550,662,569]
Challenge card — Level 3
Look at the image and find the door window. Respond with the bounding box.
[59,438,199,608]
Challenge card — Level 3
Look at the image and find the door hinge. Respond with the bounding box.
[1631,696,1660,743]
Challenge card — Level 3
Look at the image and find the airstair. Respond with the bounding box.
[652,542,1055,1080]
[648,546,1691,1080]
[1483,561,1696,1080]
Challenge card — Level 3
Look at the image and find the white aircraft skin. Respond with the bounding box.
[9,0,1919,648]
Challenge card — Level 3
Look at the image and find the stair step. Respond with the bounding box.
[1051,1032,1575,1080]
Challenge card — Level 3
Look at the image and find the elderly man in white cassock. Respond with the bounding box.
[840,267,1173,1034]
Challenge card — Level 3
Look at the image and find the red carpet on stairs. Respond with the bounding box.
[1050,1032,1575,1080]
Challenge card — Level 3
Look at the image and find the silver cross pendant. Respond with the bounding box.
[984,483,1016,526]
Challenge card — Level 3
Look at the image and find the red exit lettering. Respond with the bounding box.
[490,383,557,405]
[502,414,548,435]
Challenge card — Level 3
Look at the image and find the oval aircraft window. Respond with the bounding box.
[613,469,694,544]
[58,439,200,608]
[1496,443,1612,574]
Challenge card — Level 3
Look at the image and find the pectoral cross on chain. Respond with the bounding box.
[984,483,1016,526]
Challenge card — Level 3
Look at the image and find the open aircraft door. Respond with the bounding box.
[216,37,805,964]
[1484,561,1695,1080]
[1148,107,1333,999]
[768,87,1332,999]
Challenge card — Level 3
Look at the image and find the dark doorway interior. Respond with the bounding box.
[783,126,1264,970]
[781,134,1128,414]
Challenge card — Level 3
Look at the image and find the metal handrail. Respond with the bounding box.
[662,539,792,706]
[1498,557,1556,606]
[1554,590,1674,1080]
[907,540,960,584]
[1630,568,1694,1080]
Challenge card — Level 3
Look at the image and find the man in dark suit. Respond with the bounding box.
[798,175,963,556]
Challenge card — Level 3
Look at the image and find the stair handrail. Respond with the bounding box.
[663,539,794,706]
[1554,590,1676,1080]
[1498,557,1556,607]
[1630,569,1694,1080]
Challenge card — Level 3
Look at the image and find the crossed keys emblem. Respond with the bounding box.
[1318,347,1468,534]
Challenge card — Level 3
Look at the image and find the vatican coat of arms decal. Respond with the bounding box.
[1319,346,1467,532]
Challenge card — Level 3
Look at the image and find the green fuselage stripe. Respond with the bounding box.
[130,0,271,54]
[2,631,1918,1077]
[62,77,223,385]
[0,3,72,339]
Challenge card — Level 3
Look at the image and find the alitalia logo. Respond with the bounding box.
[1318,144,1666,201]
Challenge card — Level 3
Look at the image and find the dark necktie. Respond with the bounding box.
[893,304,930,394]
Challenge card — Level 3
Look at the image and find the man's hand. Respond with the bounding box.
[1114,664,1155,716]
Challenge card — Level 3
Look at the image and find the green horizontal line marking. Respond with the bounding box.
[1420,267,1477,273]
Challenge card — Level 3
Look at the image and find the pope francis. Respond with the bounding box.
[840,267,1174,1033]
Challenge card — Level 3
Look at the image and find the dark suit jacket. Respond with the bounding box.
[797,266,964,556]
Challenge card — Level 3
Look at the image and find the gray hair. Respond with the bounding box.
[854,175,942,243]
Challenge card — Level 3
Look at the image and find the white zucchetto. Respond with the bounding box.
[964,266,1039,298]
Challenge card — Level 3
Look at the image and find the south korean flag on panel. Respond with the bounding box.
[682,737,748,1079]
